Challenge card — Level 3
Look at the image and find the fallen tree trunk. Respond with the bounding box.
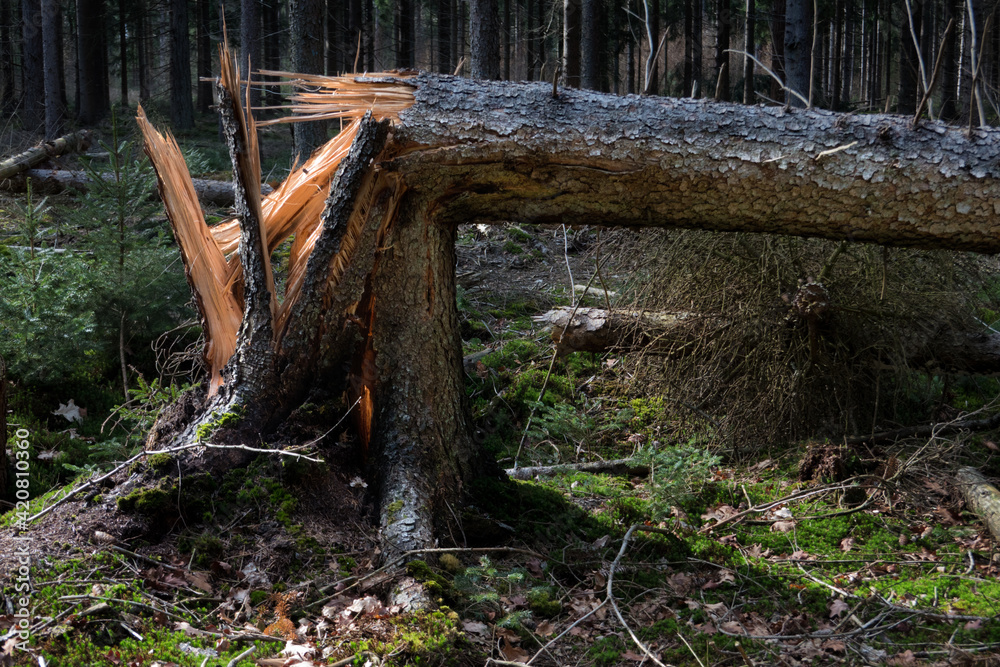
[506,459,650,480]
[534,307,728,357]
[955,467,1000,543]
[536,306,1000,375]
[0,129,91,180]
[131,64,1000,558]
[1,168,272,206]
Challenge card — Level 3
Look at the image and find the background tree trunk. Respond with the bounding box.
[290,0,327,159]
[262,0,281,106]
[898,0,921,115]
[395,0,414,68]
[241,0,261,111]
[41,0,62,139]
[784,0,811,106]
[197,0,212,113]
[437,0,452,73]
[76,0,106,124]
[743,0,754,102]
[940,0,959,120]
[0,0,14,115]
[169,0,194,129]
[471,0,501,79]
[580,0,599,90]
[118,0,128,106]
[21,0,43,131]
[715,0,731,100]
[562,0,581,86]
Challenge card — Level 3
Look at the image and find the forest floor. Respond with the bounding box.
[3,118,1000,667]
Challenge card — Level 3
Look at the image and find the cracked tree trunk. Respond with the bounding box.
[140,70,1000,556]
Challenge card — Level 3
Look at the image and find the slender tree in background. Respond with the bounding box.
[21,0,43,131]
[684,0,694,93]
[262,0,282,105]
[326,0,340,74]
[290,0,326,158]
[471,0,501,79]
[169,0,194,128]
[137,0,150,102]
[831,0,843,108]
[784,0,810,106]
[41,0,61,138]
[197,0,213,113]
[940,0,959,119]
[898,0,921,114]
[437,0,452,73]
[0,0,13,114]
[693,0,703,96]
[241,0,261,110]
[118,0,128,106]
[646,0,660,94]
[743,0,754,102]
[77,0,107,124]
[395,0,415,68]
[581,0,600,89]
[716,0,731,100]
[563,0,581,85]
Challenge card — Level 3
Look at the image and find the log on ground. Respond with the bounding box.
[536,306,1000,375]
[955,467,1000,543]
[0,129,91,180]
[1,168,272,206]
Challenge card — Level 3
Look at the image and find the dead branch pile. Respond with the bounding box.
[606,229,1000,452]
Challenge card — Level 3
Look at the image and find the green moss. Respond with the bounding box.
[194,407,244,442]
[406,560,457,603]
[249,590,269,607]
[117,486,174,517]
[386,499,404,522]
[502,240,523,254]
[439,554,463,573]
[508,226,532,242]
[145,452,174,472]
[527,588,561,617]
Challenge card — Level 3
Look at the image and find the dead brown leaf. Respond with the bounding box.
[840,537,854,552]
[771,520,797,533]
[829,599,850,618]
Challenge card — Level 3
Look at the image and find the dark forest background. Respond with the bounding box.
[5,0,998,142]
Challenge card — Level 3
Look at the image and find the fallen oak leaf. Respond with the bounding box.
[771,520,797,533]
